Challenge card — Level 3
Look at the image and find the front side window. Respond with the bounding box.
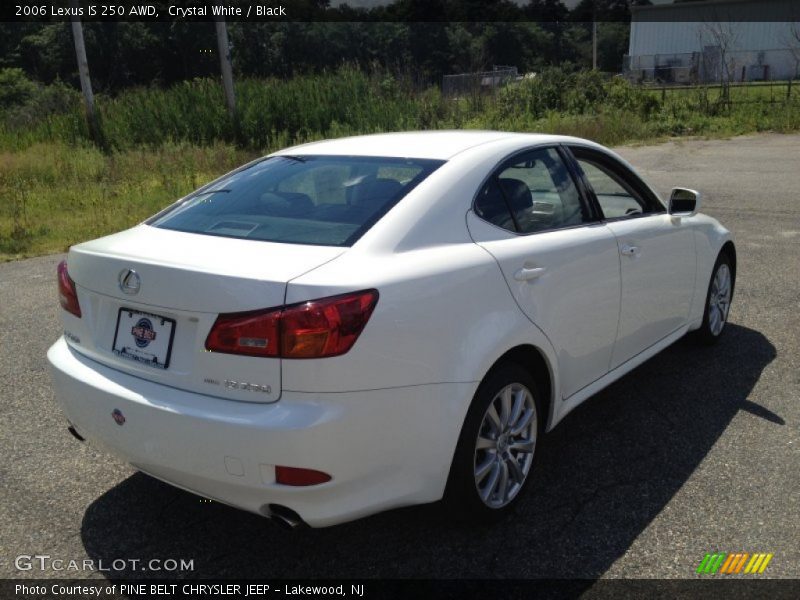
[475,147,589,234]
[150,155,444,247]
[569,148,664,219]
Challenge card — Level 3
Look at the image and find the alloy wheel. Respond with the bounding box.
[709,263,732,336]
[473,383,537,509]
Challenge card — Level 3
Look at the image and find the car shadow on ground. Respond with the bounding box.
[80,323,778,579]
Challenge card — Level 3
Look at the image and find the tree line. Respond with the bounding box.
[0,0,648,94]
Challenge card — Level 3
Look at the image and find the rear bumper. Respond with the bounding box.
[47,337,474,527]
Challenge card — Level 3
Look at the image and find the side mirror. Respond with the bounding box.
[669,187,701,216]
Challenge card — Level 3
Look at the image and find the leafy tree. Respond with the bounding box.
[0,1,635,91]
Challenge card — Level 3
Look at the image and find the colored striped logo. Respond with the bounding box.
[696,552,774,575]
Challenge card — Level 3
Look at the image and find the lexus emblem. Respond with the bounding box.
[118,269,141,295]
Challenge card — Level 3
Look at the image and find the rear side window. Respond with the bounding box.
[474,147,590,234]
[475,178,516,230]
[150,155,444,247]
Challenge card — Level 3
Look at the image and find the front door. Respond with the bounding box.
[568,146,697,369]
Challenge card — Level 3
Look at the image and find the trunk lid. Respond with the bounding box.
[63,225,344,402]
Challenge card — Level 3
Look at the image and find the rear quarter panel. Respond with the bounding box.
[283,243,560,429]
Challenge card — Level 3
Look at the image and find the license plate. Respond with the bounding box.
[112,308,176,370]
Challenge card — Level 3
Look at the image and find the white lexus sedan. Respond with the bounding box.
[48,131,735,528]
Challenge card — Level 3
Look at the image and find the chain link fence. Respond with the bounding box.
[442,66,518,97]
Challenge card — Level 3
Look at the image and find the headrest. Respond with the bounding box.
[353,178,403,205]
[498,178,533,212]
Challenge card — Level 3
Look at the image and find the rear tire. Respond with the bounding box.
[444,363,544,522]
[693,252,734,345]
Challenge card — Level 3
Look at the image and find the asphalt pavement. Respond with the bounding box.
[0,133,798,581]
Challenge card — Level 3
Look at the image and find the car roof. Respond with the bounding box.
[272,131,592,161]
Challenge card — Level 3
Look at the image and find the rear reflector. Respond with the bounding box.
[205,289,378,359]
[275,466,332,487]
[57,260,82,318]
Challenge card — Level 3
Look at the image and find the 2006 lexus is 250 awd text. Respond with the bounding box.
[48,131,736,527]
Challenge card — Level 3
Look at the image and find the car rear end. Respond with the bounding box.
[47,152,459,526]
[49,335,463,527]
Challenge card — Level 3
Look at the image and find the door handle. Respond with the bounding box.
[514,267,546,281]
[620,244,640,257]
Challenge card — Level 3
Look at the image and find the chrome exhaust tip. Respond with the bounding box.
[266,504,307,529]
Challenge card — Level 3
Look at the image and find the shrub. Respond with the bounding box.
[1,66,799,154]
[0,68,37,109]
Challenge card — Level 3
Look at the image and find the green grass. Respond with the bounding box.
[0,142,255,260]
[2,67,800,261]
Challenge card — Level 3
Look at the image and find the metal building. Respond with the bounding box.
[625,0,800,84]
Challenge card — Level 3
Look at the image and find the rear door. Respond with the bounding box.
[467,146,621,399]
[567,145,697,369]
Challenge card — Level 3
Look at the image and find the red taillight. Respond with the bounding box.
[275,466,332,487]
[204,307,281,358]
[57,260,81,318]
[205,289,378,359]
[281,289,379,358]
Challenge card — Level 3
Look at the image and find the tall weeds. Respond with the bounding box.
[1,66,799,260]
[2,65,799,153]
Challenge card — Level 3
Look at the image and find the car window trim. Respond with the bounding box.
[471,144,601,238]
[488,175,523,233]
[557,144,604,223]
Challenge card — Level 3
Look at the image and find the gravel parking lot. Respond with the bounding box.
[1,133,798,581]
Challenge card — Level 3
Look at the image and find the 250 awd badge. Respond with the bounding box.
[203,378,271,394]
[225,380,271,394]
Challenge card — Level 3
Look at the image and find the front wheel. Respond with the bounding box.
[694,253,734,345]
[445,363,543,521]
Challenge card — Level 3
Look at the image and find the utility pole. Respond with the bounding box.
[215,19,236,120]
[69,0,101,144]
[592,7,598,70]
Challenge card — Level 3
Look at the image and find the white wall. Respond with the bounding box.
[628,21,800,81]
[630,21,798,57]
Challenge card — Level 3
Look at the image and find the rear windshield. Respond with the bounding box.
[149,155,445,247]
